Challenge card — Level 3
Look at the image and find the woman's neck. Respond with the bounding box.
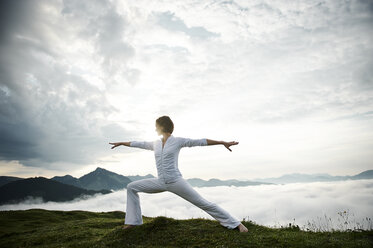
[162,133,171,142]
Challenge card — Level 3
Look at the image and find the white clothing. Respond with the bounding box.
[130,134,208,184]
[126,135,241,229]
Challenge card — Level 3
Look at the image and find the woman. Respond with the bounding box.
[109,115,248,232]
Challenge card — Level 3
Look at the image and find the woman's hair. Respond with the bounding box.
[156,115,174,134]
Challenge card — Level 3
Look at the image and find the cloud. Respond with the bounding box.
[61,0,140,85]
[154,11,220,40]
[0,0,137,171]
[0,0,372,179]
[1,179,372,231]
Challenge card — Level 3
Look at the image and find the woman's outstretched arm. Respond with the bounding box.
[178,137,239,152]
[206,139,239,152]
[109,141,154,151]
[109,142,130,149]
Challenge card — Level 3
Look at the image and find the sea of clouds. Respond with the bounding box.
[1,179,372,231]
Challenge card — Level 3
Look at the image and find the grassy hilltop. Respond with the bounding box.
[0,209,372,248]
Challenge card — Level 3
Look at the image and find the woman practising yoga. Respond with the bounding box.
[109,115,248,232]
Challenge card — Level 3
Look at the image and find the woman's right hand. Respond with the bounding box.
[109,142,122,149]
[223,141,239,152]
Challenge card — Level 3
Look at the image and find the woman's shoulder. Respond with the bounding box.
[172,136,185,141]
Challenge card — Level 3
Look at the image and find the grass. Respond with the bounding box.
[0,208,372,247]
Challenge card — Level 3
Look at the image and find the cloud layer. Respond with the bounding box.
[1,179,372,231]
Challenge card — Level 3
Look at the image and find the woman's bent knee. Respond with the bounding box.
[126,182,136,191]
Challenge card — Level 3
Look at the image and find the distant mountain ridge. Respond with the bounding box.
[0,177,111,205]
[0,176,23,187]
[50,169,272,189]
[0,168,273,190]
[126,174,155,181]
[0,168,156,192]
[186,178,274,187]
[50,168,158,191]
[252,170,373,184]
[1,169,372,193]
[50,167,149,191]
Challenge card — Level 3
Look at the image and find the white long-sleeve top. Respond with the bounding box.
[130,134,208,184]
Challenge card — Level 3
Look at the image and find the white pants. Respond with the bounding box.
[124,176,241,229]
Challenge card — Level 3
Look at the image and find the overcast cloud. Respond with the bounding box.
[0,0,372,180]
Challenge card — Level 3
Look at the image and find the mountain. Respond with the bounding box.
[252,170,373,184]
[2,169,372,194]
[0,177,111,205]
[51,167,132,191]
[0,176,23,187]
[353,170,373,180]
[186,178,274,187]
[78,167,132,191]
[52,169,271,189]
[50,174,83,188]
[126,173,155,181]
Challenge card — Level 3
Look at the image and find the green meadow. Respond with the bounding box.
[0,208,372,248]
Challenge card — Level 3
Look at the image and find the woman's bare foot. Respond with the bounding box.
[122,224,136,230]
[236,223,248,232]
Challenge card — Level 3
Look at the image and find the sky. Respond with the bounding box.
[0,0,372,180]
[1,179,372,231]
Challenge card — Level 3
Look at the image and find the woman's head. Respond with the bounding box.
[155,116,174,135]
